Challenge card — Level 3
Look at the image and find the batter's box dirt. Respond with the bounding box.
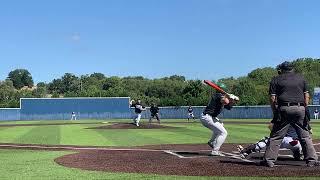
[165,151,211,158]
[86,123,180,129]
[227,153,307,167]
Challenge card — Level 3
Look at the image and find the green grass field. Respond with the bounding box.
[0,119,319,180]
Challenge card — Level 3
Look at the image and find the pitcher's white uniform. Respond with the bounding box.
[131,100,146,127]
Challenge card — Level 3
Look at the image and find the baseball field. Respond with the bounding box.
[1,119,320,180]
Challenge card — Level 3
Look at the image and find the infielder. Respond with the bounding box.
[130,99,146,127]
[187,106,195,122]
[71,112,77,120]
[314,109,319,120]
[200,83,239,156]
[149,103,160,124]
[237,124,303,160]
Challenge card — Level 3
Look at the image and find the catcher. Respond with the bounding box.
[237,124,303,160]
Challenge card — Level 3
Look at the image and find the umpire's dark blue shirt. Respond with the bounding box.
[269,72,308,104]
[150,106,159,114]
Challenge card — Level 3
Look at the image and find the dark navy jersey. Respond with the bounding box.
[131,103,144,113]
[188,107,193,113]
[150,106,159,114]
[269,72,308,104]
[203,93,232,117]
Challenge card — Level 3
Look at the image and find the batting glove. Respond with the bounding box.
[228,94,240,101]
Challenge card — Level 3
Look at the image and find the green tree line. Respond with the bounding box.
[1,58,319,108]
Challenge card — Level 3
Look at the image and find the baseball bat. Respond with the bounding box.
[203,80,227,94]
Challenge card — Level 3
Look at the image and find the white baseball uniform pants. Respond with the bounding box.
[133,113,142,125]
[256,136,302,153]
[200,113,227,151]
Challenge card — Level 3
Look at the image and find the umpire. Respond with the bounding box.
[263,61,319,167]
[149,103,160,124]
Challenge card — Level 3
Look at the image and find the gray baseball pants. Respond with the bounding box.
[264,106,318,164]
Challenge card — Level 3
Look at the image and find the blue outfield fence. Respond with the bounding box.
[0,109,20,121]
[0,97,320,121]
[0,97,131,121]
[133,105,320,120]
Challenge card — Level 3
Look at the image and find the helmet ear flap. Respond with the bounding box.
[276,65,282,75]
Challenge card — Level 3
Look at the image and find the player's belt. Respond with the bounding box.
[279,102,305,107]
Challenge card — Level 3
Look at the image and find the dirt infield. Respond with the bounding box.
[54,143,320,177]
[87,123,179,129]
[1,142,320,176]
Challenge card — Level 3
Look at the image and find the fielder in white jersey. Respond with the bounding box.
[200,89,239,156]
[71,112,77,120]
[314,109,319,120]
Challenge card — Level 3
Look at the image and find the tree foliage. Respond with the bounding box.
[8,69,34,89]
[1,58,320,108]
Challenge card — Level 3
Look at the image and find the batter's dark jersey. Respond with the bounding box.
[150,106,159,115]
[203,93,232,117]
[269,72,308,104]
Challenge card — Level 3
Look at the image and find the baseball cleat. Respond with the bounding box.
[259,160,275,168]
[293,151,304,161]
[237,145,248,159]
[237,145,244,152]
[210,151,225,157]
[239,152,248,159]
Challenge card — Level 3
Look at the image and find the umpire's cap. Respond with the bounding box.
[278,61,293,71]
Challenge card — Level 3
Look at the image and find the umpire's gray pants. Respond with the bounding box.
[264,106,318,164]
